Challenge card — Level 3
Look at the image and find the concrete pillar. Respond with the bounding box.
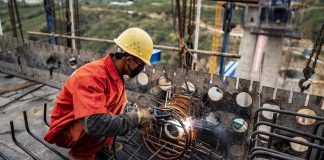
[236,31,257,80]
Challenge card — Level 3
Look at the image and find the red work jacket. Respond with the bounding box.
[44,54,126,159]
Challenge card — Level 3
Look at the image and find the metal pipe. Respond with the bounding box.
[0,84,44,111]
[10,120,40,160]
[27,31,241,59]
[210,0,259,3]
[23,111,68,159]
[43,102,50,127]
[0,29,83,54]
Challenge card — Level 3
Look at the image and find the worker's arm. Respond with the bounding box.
[80,112,139,136]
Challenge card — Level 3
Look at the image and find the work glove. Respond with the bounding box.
[137,108,155,128]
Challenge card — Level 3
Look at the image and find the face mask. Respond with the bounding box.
[127,62,144,78]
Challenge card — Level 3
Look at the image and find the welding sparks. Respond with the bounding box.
[184,117,192,131]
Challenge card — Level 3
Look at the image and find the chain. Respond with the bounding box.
[172,0,179,43]
[174,0,200,68]
[182,0,187,39]
[306,24,324,69]
[299,23,324,92]
[187,0,196,40]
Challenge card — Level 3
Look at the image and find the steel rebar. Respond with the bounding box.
[251,131,324,151]
[253,108,324,128]
[249,150,302,160]
[253,121,324,142]
[43,102,50,127]
[10,121,40,160]
[315,122,324,160]
[122,148,140,160]
[147,144,166,160]
[306,121,324,159]
[127,144,143,160]
[0,84,44,111]
[267,113,277,149]
[23,111,68,159]
[250,147,304,160]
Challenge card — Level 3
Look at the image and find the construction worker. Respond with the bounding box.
[44,28,155,160]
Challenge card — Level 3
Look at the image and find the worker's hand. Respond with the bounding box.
[137,108,155,128]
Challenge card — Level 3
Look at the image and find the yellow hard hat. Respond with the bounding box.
[114,28,153,65]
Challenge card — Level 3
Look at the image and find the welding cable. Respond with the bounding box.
[112,136,118,159]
